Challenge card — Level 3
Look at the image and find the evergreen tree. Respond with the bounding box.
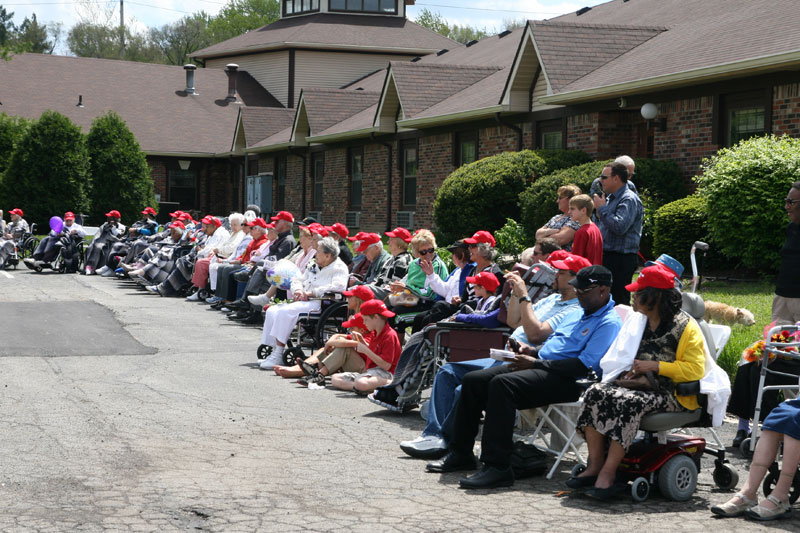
[2,111,91,229]
[86,111,156,226]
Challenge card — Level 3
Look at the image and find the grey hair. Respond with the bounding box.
[228,212,244,225]
[243,210,257,223]
[792,181,800,190]
[475,242,497,261]
[367,241,383,253]
[520,247,536,266]
[317,236,340,258]
[615,155,635,170]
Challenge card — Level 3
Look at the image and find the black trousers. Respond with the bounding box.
[450,364,581,468]
[602,251,638,306]
[412,300,457,333]
[728,358,800,421]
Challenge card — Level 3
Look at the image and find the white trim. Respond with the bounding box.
[307,126,377,143]
[528,30,552,96]
[540,49,800,104]
[396,105,505,128]
[194,41,441,60]
[144,151,219,158]
[245,141,295,154]
[373,68,404,130]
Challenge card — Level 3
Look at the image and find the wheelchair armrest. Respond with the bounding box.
[675,380,700,395]
[434,321,512,333]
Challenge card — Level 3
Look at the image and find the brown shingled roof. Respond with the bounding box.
[297,88,380,136]
[192,13,456,59]
[240,107,296,146]
[0,53,281,155]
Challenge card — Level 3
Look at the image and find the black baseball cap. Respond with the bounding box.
[446,240,469,251]
[568,265,613,289]
[297,216,317,226]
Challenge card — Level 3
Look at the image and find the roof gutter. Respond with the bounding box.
[193,42,444,60]
[244,141,294,154]
[396,105,505,128]
[307,126,377,144]
[143,151,219,158]
[540,49,800,105]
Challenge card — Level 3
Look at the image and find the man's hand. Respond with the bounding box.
[504,271,527,297]
[592,193,606,209]
[509,354,539,371]
[419,257,434,276]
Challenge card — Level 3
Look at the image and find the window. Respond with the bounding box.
[401,141,417,208]
[349,147,363,209]
[312,153,324,210]
[330,0,396,14]
[275,156,286,211]
[283,0,319,16]
[168,169,197,209]
[718,89,771,147]
[537,119,563,149]
[455,131,477,167]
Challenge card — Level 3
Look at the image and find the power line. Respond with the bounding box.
[415,2,566,15]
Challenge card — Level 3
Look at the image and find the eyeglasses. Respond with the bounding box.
[599,174,610,180]
[418,248,435,256]
[786,198,799,206]
[575,284,600,295]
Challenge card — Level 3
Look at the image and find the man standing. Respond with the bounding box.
[593,162,643,306]
[773,181,800,324]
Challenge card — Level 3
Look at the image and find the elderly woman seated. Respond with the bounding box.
[186,212,247,300]
[0,208,29,269]
[535,184,582,250]
[386,229,448,314]
[352,228,413,296]
[84,210,126,275]
[258,236,349,370]
[568,264,705,500]
[126,221,187,284]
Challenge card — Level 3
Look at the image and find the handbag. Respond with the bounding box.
[613,372,658,391]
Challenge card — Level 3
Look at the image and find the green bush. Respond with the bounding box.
[87,111,156,226]
[519,160,609,237]
[1,111,90,229]
[0,113,32,208]
[532,149,592,175]
[433,150,547,244]
[652,195,709,269]
[494,218,528,257]
[696,134,800,270]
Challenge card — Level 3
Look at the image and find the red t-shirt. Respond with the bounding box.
[571,222,604,265]
[363,321,402,373]
[239,234,268,262]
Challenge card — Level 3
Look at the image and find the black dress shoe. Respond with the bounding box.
[566,475,598,489]
[459,465,514,489]
[426,451,478,473]
[585,482,627,501]
[732,429,750,448]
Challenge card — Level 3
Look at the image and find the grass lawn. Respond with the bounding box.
[696,279,775,381]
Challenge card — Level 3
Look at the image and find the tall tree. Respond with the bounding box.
[149,16,213,66]
[207,0,280,42]
[14,14,55,53]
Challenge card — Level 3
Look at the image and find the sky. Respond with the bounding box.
[2,0,609,54]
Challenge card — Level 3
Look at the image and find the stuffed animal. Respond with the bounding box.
[703,300,755,326]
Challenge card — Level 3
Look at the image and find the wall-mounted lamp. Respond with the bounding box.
[178,160,191,170]
[641,103,666,131]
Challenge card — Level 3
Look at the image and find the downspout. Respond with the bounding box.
[495,112,523,152]
[289,147,307,219]
[372,133,393,232]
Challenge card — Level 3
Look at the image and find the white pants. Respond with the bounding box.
[209,258,222,290]
[260,300,321,346]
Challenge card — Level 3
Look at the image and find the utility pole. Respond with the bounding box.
[119,0,125,55]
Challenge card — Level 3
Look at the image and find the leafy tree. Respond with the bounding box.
[207,0,280,43]
[2,111,91,229]
[414,8,488,44]
[67,21,122,58]
[0,113,32,208]
[149,16,214,66]
[0,6,14,47]
[86,111,156,226]
[14,14,56,53]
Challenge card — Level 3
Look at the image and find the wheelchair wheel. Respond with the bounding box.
[284,345,305,367]
[314,302,348,348]
[713,463,739,490]
[197,288,210,301]
[739,437,756,459]
[21,237,38,258]
[570,464,587,478]
[658,454,697,501]
[763,462,800,504]
[631,477,650,502]
[256,344,272,360]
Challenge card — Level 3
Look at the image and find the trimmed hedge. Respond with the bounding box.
[0,113,32,209]
[433,150,547,245]
[652,195,709,270]
[534,149,592,175]
[696,134,800,270]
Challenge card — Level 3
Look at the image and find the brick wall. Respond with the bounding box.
[773,83,800,138]
[322,147,347,224]
[147,158,167,200]
[285,154,305,220]
[361,142,393,232]
[597,111,638,160]
[567,113,599,156]
[652,97,716,178]
[416,133,452,229]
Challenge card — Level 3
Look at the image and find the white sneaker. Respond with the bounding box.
[101,268,116,277]
[247,293,270,307]
[186,291,200,301]
[96,265,109,275]
[259,351,284,370]
[399,435,447,459]
[84,266,94,275]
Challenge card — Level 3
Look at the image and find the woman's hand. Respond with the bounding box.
[390,281,406,293]
[450,296,461,306]
[631,360,659,375]
[419,257,434,276]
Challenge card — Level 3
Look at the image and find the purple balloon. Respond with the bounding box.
[49,216,64,233]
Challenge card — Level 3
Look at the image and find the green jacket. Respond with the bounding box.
[405,254,448,299]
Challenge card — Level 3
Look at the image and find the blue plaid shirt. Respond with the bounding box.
[596,185,643,254]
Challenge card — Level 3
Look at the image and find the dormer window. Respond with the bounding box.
[284,0,320,16]
[330,0,397,15]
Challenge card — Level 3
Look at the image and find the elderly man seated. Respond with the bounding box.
[126,221,187,284]
[25,211,86,270]
[259,236,349,370]
[97,207,159,276]
[84,210,126,275]
[0,208,29,269]
[352,228,413,299]
[425,266,622,490]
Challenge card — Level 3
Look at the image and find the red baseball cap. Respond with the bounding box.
[247,217,268,229]
[141,207,157,216]
[328,223,349,239]
[466,271,500,293]
[270,211,294,223]
[178,212,194,222]
[385,227,412,243]
[348,231,367,242]
[625,265,676,292]
[356,233,382,253]
[360,299,395,318]
[342,285,375,301]
[64,211,75,220]
[168,221,186,230]
[307,223,329,237]
[265,222,276,229]
[549,254,592,274]
[201,215,222,228]
[169,210,183,218]
[545,250,571,264]
[463,230,496,247]
[342,312,367,330]
[9,208,23,216]
[105,210,121,218]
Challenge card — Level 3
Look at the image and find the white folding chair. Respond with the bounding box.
[518,400,586,479]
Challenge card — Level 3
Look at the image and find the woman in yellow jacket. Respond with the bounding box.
[568,264,705,499]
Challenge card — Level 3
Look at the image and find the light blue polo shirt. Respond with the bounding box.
[510,293,582,345]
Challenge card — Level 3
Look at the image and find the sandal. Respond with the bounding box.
[299,358,318,376]
[744,495,792,521]
[711,492,758,517]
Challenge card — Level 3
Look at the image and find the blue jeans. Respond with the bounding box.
[423,358,504,441]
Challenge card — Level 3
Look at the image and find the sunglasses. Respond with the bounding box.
[468,243,478,248]
[786,198,799,206]
[599,174,610,180]
[575,284,600,295]
[418,248,435,256]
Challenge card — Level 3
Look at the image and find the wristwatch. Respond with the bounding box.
[518,295,532,304]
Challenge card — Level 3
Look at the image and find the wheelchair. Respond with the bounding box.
[4,223,39,269]
[256,293,351,366]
